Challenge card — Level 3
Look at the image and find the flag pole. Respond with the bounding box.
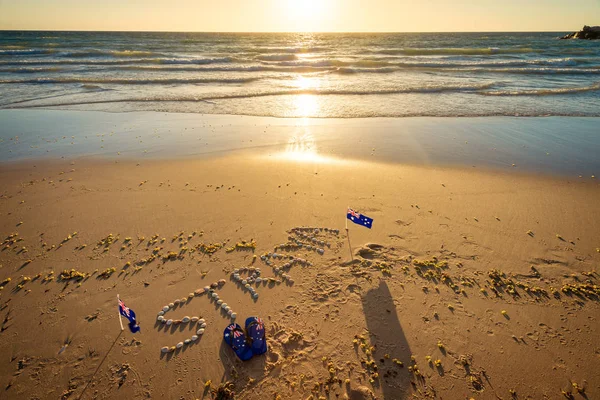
[345,206,349,230]
[346,206,353,261]
[117,294,124,331]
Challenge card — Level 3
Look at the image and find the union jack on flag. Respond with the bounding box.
[347,207,373,229]
[348,208,360,218]
[254,318,264,331]
[118,299,132,319]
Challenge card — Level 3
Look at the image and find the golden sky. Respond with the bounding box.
[0,0,596,32]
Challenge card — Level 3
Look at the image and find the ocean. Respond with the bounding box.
[0,31,599,118]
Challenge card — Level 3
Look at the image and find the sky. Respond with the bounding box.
[0,0,597,32]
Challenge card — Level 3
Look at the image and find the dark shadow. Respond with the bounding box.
[435,364,444,376]
[345,228,354,261]
[77,330,123,400]
[362,279,411,399]
[218,339,267,394]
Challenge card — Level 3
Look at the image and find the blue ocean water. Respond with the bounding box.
[0,31,599,117]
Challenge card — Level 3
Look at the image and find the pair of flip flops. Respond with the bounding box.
[223,317,267,361]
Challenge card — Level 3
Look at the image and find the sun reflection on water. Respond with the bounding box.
[293,94,319,118]
[290,75,321,118]
[284,132,320,162]
[271,130,341,164]
[274,73,337,162]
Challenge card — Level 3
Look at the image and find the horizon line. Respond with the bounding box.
[0,28,576,34]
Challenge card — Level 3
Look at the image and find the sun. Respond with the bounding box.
[283,0,333,32]
[287,0,324,21]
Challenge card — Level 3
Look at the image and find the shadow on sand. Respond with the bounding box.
[362,279,412,400]
[213,332,267,397]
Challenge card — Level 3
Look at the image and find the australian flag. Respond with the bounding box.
[347,208,373,229]
[118,298,141,333]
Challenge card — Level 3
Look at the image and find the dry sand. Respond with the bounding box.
[0,155,599,400]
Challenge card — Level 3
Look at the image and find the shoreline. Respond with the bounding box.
[1,110,599,179]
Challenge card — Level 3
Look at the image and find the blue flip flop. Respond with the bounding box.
[223,323,254,361]
[245,317,267,355]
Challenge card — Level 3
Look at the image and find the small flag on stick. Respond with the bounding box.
[118,296,140,333]
[347,207,373,229]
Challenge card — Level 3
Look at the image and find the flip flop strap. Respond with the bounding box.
[231,326,245,334]
[229,326,246,347]
[247,320,264,337]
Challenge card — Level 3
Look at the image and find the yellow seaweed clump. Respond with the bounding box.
[197,242,224,255]
[98,267,117,279]
[225,239,257,253]
[162,251,178,261]
[42,271,54,283]
[60,269,86,282]
[96,233,118,248]
[413,257,448,269]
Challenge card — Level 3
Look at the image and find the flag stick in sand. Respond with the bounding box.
[117,294,124,331]
[346,206,353,261]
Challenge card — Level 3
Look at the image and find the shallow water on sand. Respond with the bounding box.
[0,110,598,178]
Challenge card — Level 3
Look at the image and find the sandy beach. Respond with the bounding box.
[3,4,600,398]
[1,140,599,399]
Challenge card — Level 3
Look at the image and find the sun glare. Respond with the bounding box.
[283,0,333,32]
[277,131,339,164]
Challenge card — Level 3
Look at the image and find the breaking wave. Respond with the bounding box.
[0,77,263,85]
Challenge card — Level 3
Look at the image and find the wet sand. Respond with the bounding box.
[1,110,599,177]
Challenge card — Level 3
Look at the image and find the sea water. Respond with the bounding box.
[1,31,599,118]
